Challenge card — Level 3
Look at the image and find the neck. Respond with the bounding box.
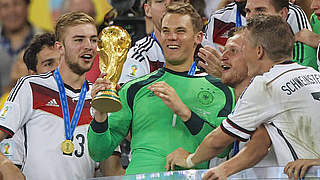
[58,62,86,90]
[233,78,251,101]
[153,28,161,41]
[165,59,194,72]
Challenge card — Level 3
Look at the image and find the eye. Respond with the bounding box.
[75,39,83,42]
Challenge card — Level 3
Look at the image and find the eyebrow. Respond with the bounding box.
[72,35,98,39]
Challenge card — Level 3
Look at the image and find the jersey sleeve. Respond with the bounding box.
[221,77,273,141]
[88,85,132,162]
[0,77,33,137]
[118,46,150,84]
[190,81,235,158]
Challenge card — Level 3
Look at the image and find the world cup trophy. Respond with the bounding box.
[91,26,131,113]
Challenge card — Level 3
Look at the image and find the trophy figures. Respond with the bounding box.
[91,26,131,113]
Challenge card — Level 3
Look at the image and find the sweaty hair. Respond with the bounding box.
[161,2,203,33]
[23,33,56,72]
[270,0,288,12]
[246,15,294,62]
[55,11,96,41]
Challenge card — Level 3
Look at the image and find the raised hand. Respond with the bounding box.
[197,45,223,78]
[147,81,191,122]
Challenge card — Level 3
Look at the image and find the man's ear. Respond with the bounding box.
[55,41,64,55]
[28,69,37,75]
[279,7,289,20]
[195,31,204,45]
[257,45,264,60]
[144,2,152,18]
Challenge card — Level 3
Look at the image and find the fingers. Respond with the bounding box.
[300,165,308,179]
[98,72,107,78]
[165,155,175,171]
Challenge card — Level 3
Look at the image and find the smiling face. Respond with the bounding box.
[160,13,202,68]
[220,33,249,87]
[57,23,98,75]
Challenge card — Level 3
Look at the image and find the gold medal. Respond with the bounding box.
[61,140,74,154]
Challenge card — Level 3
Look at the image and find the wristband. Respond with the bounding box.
[186,153,195,168]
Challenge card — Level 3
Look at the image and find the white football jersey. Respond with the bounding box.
[119,35,165,84]
[222,62,320,166]
[0,72,95,180]
[203,2,311,50]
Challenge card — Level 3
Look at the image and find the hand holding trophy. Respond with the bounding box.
[91,26,131,113]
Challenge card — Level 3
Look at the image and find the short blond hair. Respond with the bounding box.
[161,3,203,33]
[55,11,96,41]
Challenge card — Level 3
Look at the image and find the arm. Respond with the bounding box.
[147,81,191,122]
[295,29,320,48]
[88,76,131,161]
[284,159,320,180]
[100,153,125,176]
[0,132,25,180]
[165,126,235,170]
[202,125,271,179]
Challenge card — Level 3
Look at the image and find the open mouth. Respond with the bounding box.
[167,45,180,50]
[80,54,93,59]
[221,65,231,70]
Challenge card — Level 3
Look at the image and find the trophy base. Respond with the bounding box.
[91,90,122,113]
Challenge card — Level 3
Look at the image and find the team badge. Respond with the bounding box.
[129,65,138,77]
[197,88,214,106]
[0,105,12,120]
[0,140,14,160]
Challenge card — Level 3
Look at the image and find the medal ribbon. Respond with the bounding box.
[54,68,87,141]
[232,5,243,156]
[236,7,242,28]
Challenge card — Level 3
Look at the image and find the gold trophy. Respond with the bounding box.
[91,26,131,113]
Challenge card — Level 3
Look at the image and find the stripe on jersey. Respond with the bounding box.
[221,118,255,141]
[270,123,299,160]
[8,72,52,102]
[0,125,14,138]
[30,82,92,126]
[220,123,247,142]
[289,3,309,30]
[132,37,155,62]
[215,3,236,15]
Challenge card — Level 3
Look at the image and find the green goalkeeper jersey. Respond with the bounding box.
[88,68,235,175]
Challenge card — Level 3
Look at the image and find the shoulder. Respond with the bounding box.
[7,72,53,102]
[121,69,165,90]
[214,2,237,15]
[288,2,310,32]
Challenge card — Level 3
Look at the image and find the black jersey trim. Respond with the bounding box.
[63,80,90,93]
[126,69,165,112]
[226,118,255,135]
[220,123,248,142]
[8,72,52,102]
[23,124,27,165]
[289,3,309,30]
[90,118,109,133]
[184,111,205,135]
[270,122,299,160]
[289,4,302,31]
[0,125,14,138]
[205,76,234,117]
